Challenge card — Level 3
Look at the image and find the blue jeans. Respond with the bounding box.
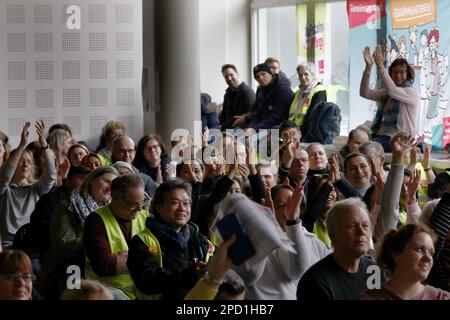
[371,135,391,152]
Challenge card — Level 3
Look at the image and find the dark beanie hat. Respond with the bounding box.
[253,63,272,78]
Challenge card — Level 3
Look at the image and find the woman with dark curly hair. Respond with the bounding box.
[360,45,419,152]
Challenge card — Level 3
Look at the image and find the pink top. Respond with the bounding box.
[360,285,450,300]
[360,67,420,137]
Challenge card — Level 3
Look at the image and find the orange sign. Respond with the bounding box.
[390,0,436,29]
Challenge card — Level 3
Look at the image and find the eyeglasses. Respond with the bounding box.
[0,273,36,283]
[119,193,150,210]
[146,144,160,151]
[18,159,33,166]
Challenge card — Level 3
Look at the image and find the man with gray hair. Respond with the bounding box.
[83,173,150,299]
[288,61,327,136]
[296,198,376,300]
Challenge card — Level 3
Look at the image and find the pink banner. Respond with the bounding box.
[347,0,387,29]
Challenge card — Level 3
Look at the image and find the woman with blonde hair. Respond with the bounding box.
[0,121,56,247]
[0,139,9,170]
[97,121,126,166]
[37,166,119,299]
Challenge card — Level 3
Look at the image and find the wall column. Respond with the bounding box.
[154,0,201,147]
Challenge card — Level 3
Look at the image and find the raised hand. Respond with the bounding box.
[284,183,304,221]
[35,119,47,148]
[156,165,163,184]
[406,169,421,204]
[363,46,374,66]
[391,134,416,164]
[245,146,257,176]
[373,171,385,205]
[374,45,384,67]
[421,143,431,170]
[226,155,238,180]
[19,121,32,148]
[329,154,341,182]
[282,140,296,169]
[368,156,378,179]
[166,162,176,180]
[202,126,209,147]
[238,164,250,178]
[188,163,200,183]
[263,186,275,214]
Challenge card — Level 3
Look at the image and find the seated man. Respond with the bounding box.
[83,174,149,299]
[235,63,293,130]
[219,64,255,130]
[127,179,214,300]
[335,128,370,172]
[297,198,375,300]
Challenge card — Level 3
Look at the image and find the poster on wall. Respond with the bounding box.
[386,0,449,150]
[296,1,327,76]
[348,0,450,150]
[347,0,387,133]
[0,0,144,149]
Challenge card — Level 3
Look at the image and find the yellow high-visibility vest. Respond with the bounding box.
[85,204,148,300]
[288,84,327,127]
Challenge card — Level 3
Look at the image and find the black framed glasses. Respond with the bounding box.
[119,192,150,210]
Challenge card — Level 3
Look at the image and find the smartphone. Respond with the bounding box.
[216,212,256,265]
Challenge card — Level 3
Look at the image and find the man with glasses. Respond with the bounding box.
[127,179,214,300]
[83,173,149,299]
[111,135,158,197]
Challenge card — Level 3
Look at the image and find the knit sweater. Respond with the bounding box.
[0,159,56,242]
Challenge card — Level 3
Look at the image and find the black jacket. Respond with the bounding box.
[127,217,211,300]
[220,82,255,130]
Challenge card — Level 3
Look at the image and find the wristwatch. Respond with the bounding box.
[286,218,300,226]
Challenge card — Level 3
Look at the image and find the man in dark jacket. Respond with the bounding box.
[241,63,294,130]
[127,179,213,300]
[219,64,255,130]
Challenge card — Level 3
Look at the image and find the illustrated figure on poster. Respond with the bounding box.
[425,28,448,121]
[387,33,399,66]
[398,36,408,60]
[408,25,418,66]
[417,29,430,134]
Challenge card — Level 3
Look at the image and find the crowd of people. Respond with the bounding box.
[1,48,450,301]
